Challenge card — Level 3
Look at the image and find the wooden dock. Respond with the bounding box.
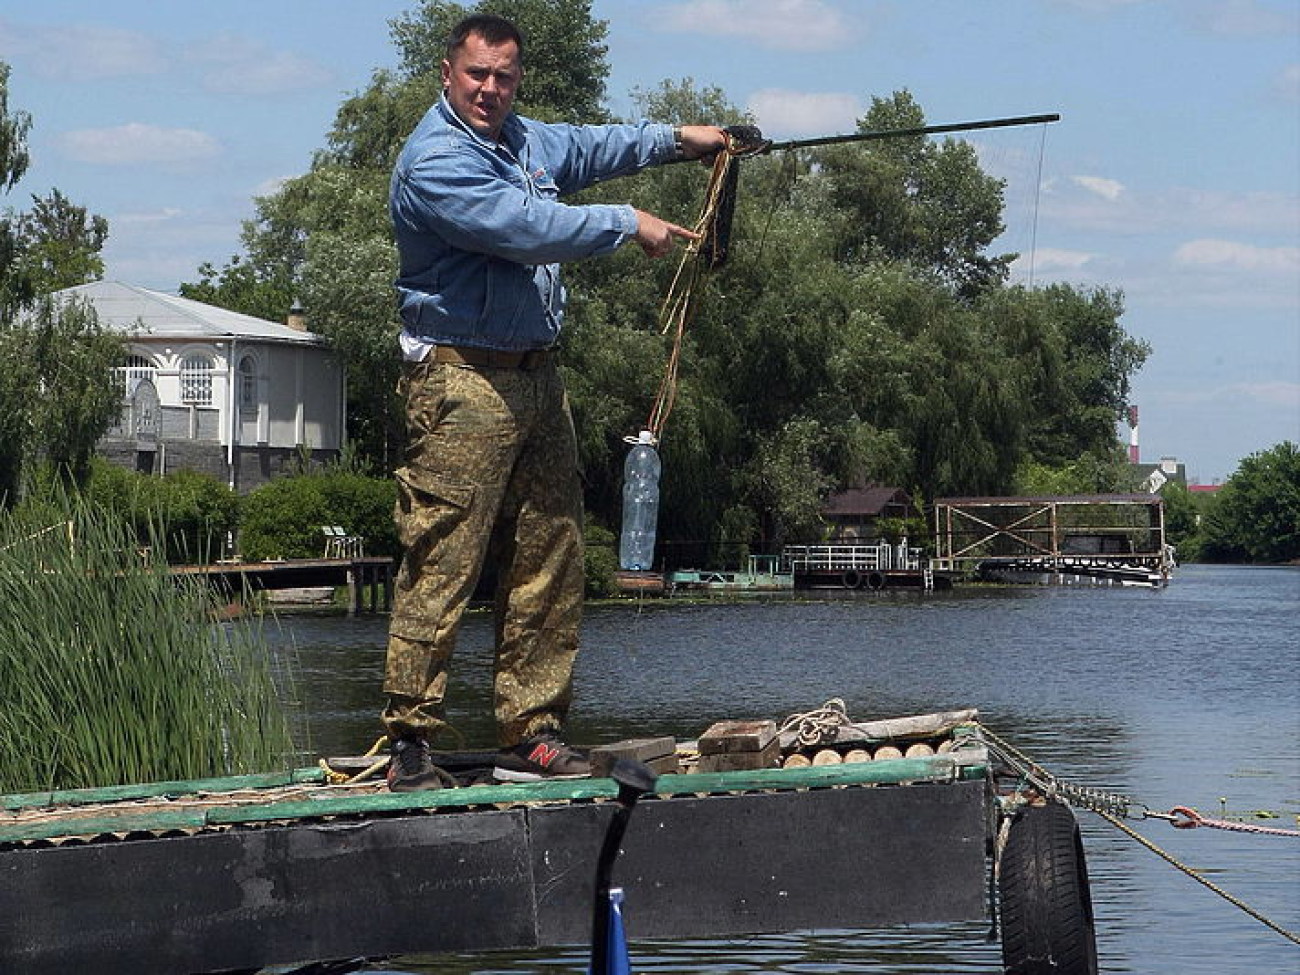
[173,556,394,614]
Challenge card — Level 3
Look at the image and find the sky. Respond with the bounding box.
[2,0,1297,484]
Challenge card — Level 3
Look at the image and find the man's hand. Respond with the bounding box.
[633,209,699,258]
[678,125,728,163]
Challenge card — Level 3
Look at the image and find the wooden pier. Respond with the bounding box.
[173,556,394,614]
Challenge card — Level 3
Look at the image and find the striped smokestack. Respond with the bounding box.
[1126,405,1140,464]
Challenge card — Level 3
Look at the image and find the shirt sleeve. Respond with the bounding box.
[393,144,640,266]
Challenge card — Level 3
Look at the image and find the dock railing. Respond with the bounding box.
[782,542,922,573]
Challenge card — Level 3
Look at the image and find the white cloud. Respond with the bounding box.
[57,123,220,166]
[748,89,863,139]
[1044,179,1298,237]
[1030,247,1096,270]
[1071,175,1124,201]
[1169,380,1300,410]
[1191,0,1300,37]
[1173,239,1300,274]
[0,18,166,80]
[114,208,185,225]
[188,33,333,96]
[657,0,857,52]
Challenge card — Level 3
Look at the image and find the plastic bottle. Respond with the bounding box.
[618,430,661,571]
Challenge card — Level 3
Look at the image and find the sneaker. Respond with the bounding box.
[493,733,591,782]
[386,736,445,792]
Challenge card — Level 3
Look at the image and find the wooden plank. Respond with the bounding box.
[698,719,777,755]
[588,736,677,777]
[696,737,781,772]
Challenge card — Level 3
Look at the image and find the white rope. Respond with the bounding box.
[778,698,852,748]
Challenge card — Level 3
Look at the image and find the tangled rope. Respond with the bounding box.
[778,698,851,748]
[645,130,768,442]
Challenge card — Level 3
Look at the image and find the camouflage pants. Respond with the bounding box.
[383,355,584,748]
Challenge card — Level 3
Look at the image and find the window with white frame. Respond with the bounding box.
[180,353,214,405]
[116,354,157,396]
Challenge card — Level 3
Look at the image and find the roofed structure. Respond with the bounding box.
[58,281,346,493]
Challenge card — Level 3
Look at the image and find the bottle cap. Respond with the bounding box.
[623,429,659,446]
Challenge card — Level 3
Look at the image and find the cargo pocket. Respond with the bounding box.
[393,464,476,550]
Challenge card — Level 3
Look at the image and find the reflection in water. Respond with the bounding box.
[264,565,1299,975]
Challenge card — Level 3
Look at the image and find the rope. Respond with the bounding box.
[778,698,851,748]
[1164,805,1300,837]
[1098,810,1300,946]
[645,133,766,442]
[319,735,391,785]
[974,722,1300,946]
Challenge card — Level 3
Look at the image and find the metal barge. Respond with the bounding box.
[0,711,1098,975]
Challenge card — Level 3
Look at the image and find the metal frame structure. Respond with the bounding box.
[931,494,1171,578]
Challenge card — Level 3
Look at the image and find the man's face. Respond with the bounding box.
[441,33,522,141]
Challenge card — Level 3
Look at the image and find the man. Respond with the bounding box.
[383,13,727,790]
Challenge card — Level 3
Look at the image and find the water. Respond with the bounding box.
[271,564,1300,974]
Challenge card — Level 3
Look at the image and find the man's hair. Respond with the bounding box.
[446,14,524,61]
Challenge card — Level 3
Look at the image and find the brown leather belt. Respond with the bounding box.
[430,345,554,369]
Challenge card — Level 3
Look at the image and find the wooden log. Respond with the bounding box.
[812,749,843,766]
[837,709,979,744]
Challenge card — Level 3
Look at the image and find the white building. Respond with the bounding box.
[57,281,346,492]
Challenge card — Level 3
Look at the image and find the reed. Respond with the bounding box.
[0,495,298,793]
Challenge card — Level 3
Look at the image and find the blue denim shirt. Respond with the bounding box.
[390,95,677,359]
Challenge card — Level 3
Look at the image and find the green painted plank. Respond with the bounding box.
[2,768,326,811]
[209,757,967,825]
[2,756,989,842]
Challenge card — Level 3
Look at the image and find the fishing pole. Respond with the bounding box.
[759,112,1061,154]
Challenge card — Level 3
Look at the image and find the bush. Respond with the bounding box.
[84,460,239,563]
[240,470,398,561]
[584,521,619,598]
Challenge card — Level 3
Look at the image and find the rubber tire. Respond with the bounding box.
[999,801,1099,975]
[841,570,862,589]
[865,571,886,591]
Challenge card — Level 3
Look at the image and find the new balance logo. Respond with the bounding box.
[528,742,562,768]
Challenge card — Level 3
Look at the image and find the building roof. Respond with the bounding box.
[55,281,324,347]
[824,486,913,517]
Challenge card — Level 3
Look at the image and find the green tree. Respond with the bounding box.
[10,189,108,294]
[1,61,118,503]
[820,91,1013,298]
[1199,442,1300,563]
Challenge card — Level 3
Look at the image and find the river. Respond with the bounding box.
[269,563,1300,974]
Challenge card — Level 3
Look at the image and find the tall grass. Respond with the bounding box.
[0,495,298,793]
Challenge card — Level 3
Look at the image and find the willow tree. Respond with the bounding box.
[1,61,119,502]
